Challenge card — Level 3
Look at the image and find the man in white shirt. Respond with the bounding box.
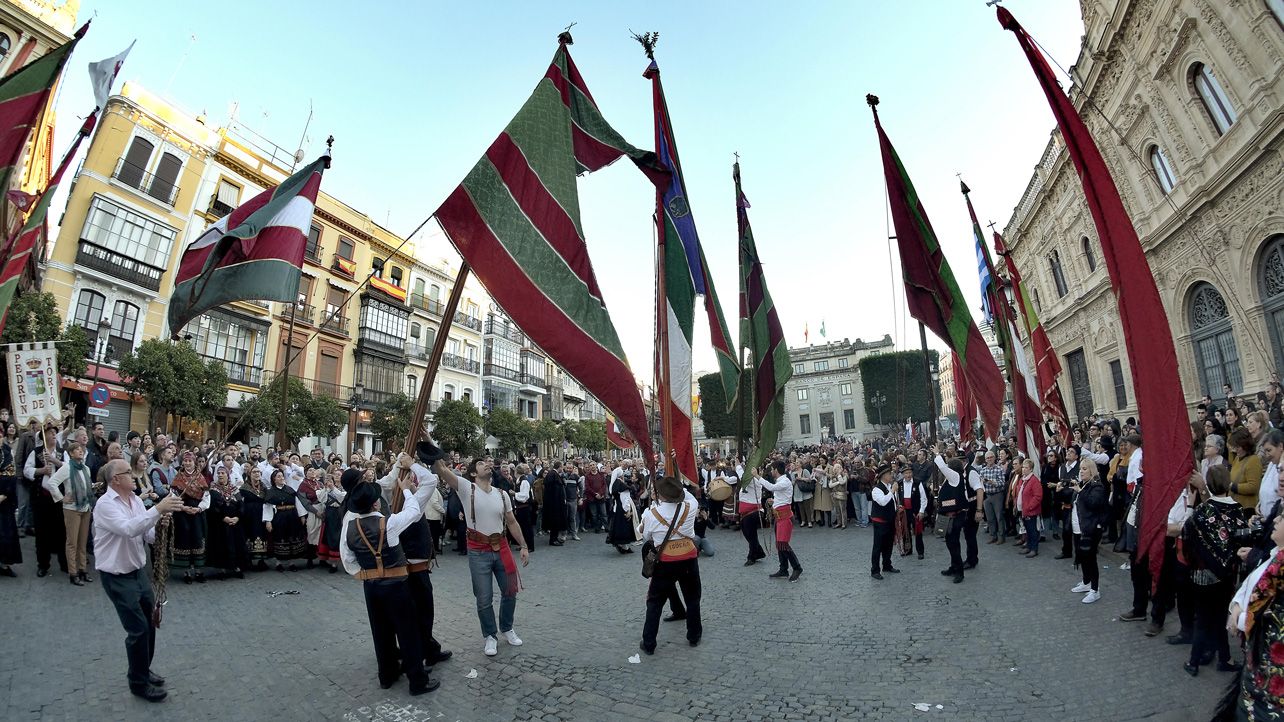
[760,460,802,581]
[638,475,702,654]
[93,459,184,702]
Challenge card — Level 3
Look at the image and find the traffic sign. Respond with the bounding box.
[86,407,110,418]
[89,384,110,408]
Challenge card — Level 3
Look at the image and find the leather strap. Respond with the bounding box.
[355,517,386,575]
[355,566,408,580]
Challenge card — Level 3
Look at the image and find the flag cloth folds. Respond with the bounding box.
[951,351,976,445]
[993,230,1072,446]
[605,414,636,450]
[167,154,328,333]
[964,181,1044,463]
[736,162,791,470]
[868,98,1005,435]
[434,37,657,464]
[999,6,1195,590]
[645,57,739,484]
[88,40,133,110]
[0,113,93,334]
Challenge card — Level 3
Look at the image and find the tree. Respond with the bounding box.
[238,375,346,447]
[570,419,606,454]
[0,291,89,378]
[485,407,532,457]
[532,418,564,454]
[697,371,751,441]
[431,399,484,457]
[370,393,417,450]
[118,339,229,432]
[858,350,941,427]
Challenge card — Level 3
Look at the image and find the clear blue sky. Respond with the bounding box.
[53,0,1086,381]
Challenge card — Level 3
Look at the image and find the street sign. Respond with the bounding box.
[86,407,110,418]
[89,383,110,408]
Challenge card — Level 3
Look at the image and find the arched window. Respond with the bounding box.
[149,152,181,204]
[429,285,441,302]
[1081,236,1097,272]
[1188,283,1242,395]
[1150,145,1177,194]
[443,384,455,402]
[1258,235,1284,369]
[118,136,154,189]
[0,34,11,60]
[1192,63,1237,136]
[463,388,473,403]
[73,289,106,358]
[1049,250,1069,298]
[413,278,425,299]
[106,301,140,364]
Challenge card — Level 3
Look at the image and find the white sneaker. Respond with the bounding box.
[1071,582,1092,593]
[1120,562,1130,570]
[1082,590,1101,604]
[483,636,498,656]
[501,629,523,646]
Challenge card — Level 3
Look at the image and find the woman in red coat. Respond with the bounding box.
[1016,458,1043,558]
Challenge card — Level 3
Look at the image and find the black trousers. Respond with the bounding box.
[406,569,443,660]
[1075,531,1101,591]
[100,569,156,690]
[33,493,66,572]
[943,514,965,574]
[1061,515,1074,557]
[870,521,894,574]
[963,510,979,566]
[1189,580,1232,665]
[1130,539,1191,628]
[363,578,428,688]
[740,511,766,561]
[642,558,701,649]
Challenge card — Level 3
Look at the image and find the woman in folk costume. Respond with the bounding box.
[265,468,307,571]
[0,423,21,576]
[316,466,351,573]
[829,462,848,529]
[895,466,914,556]
[1225,513,1284,720]
[206,465,247,579]
[811,461,833,528]
[298,466,326,567]
[170,451,211,584]
[239,465,271,571]
[607,467,639,554]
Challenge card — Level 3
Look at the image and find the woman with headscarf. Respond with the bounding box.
[0,422,22,577]
[298,467,325,568]
[170,450,211,584]
[316,466,348,573]
[606,465,638,554]
[265,468,306,571]
[240,465,271,571]
[206,465,246,580]
[1181,464,1245,676]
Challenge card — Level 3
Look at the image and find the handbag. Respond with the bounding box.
[798,480,816,494]
[641,502,684,579]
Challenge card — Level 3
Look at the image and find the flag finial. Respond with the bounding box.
[323,135,334,169]
[631,30,659,60]
[558,22,576,46]
[959,175,971,195]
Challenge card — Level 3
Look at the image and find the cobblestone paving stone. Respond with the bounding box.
[0,523,1230,721]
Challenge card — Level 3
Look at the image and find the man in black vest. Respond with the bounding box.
[869,464,899,580]
[341,479,439,695]
[933,444,969,583]
[961,451,984,570]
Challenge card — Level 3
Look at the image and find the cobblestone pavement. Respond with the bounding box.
[0,522,1231,721]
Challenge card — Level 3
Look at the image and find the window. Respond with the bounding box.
[407,374,418,396]
[73,290,106,357]
[214,178,240,213]
[296,275,314,308]
[467,302,479,319]
[797,388,808,401]
[118,136,154,189]
[0,34,10,60]
[324,287,345,324]
[1188,283,1243,395]
[413,278,426,298]
[1109,359,1127,410]
[358,298,408,349]
[306,225,322,261]
[443,384,454,401]
[390,266,404,287]
[843,409,856,430]
[356,356,404,399]
[463,388,473,402]
[185,311,267,385]
[792,362,804,374]
[814,360,829,371]
[1032,287,1042,312]
[410,322,421,340]
[799,414,812,435]
[148,152,181,204]
[1192,63,1237,135]
[81,196,178,270]
[447,338,461,356]
[106,301,140,364]
[840,383,852,395]
[1065,349,1094,422]
[466,344,478,363]
[485,338,520,372]
[430,285,441,302]
[837,358,848,369]
[1081,236,1097,272]
[1258,236,1284,370]
[1049,250,1069,298]
[1150,145,1177,195]
[337,236,355,260]
[371,257,384,278]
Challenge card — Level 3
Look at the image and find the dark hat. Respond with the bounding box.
[654,475,683,502]
[340,468,363,493]
[347,481,380,514]
[416,440,445,466]
[874,463,892,479]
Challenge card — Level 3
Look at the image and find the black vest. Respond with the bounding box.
[870,483,896,523]
[938,475,967,515]
[400,516,432,562]
[346,516,407,571]
[962,465,978,510]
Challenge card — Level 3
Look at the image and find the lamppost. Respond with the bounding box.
[872,390,887,428]
[928,357,940,443]
[349,381,364,455]
[88,314,113,421]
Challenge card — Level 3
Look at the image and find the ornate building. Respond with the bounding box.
[1002,0,1284,422]
[780,335,894,445]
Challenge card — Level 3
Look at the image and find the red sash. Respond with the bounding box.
[774,505,793,543]
[737,501,759,516]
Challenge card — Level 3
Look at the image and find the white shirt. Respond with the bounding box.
[760,474,794,509]
[376,464,439,563]
[639,498,697,546]
[1231,549,1277,632]
[1260,462,1281,518]
[514,477,532,503]
[934,455,959,487]
[340,489,420,576]
[1167,489,1193,526]
[870,481,894,506]
[458,480,512,535]
[737,476,764,506]
[92,485,161,574]
[1127,448,1143,487]
[1080,449,1111,466]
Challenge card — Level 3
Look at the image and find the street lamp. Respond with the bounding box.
[872,390,887,428]
[88,314,113,418]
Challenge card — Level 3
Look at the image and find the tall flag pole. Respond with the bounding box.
[998,6,1195,591]
[951,350,976,445]
[736,161,791,470]
[963,180,1044,468]
[993,229,1072,447]
[434,32,660,465]
[866,95,1006,435]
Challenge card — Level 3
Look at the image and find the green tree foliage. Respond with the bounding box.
[858,350,941,426]
[0,292,89,378]
[485,407,532,457]
[118,339,229,431]
[237,374,345,447]
[370,392,417,450]
[697,371,751,441]
[570,419,606,454]
[432,399,484,457]
[533,418,564,454]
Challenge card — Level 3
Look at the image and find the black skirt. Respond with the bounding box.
[172,504,207,567]
[270,508,307,561]
[0,475,21,565]
[606,498,634,545]
[206,490,247,571]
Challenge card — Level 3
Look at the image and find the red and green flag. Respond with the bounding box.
[434,35,658,464]
[736,162,791,470]
[951,350,976,444]
[868,97,1005,435]
[167,154,328,333]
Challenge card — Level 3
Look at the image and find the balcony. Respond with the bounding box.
[262,370,354,405]
[319,312,349,336]
[277,302,315,325]
[203,355,262,387]
[304,243,322,265]
[562,383,585,402]
[453,311,482,331]
[519,373,547,392]
[358,326,406,356]
[113,159,180,206]
[442,353,480,374]
[483,363,522,384]
[332,253,356,279]
[485,318,524,344]
[76,240,165,291]
[405,342,430,360]
[208,197,234,218]
[360,387,399,407]
[408,292,445,317]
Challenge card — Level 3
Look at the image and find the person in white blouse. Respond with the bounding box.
[760,460,802,581]
[736,468,767,565]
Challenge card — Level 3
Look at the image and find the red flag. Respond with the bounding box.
[999,6,1194,591]
[952,351,975,444]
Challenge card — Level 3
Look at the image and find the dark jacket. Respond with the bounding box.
[1073,479,1110,536]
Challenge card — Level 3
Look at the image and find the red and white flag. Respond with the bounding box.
[88,41,134,109]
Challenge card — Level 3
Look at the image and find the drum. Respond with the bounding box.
[707,478,733,502]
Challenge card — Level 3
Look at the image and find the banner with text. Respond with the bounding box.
[6,343,62,426]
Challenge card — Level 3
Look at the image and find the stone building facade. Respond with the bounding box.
[780,336,894,446]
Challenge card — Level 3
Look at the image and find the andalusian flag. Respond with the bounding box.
[868,96,1005,435]
[605,414,636,449]
[168,154,328,333]
[736,162,790,470]
[435,36,658,464]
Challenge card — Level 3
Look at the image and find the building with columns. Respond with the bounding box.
[1002,0,1284,422]
[779,335,894,446]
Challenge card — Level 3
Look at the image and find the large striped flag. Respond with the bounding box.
[999,6,1194,591]
[951,351,976,444]
[605,413,636,449]
[167,154,328,333]
[993,230,1072,446]
[434,36,658,464]
[645,58,738,485]
[736,162,791,470]
[868,97,1005,435]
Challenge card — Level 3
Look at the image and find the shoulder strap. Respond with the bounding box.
[657,502,684,548]
[354,517,386,571]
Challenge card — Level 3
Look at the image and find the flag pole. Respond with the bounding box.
[274,301,299,450]
[918,321,937,445]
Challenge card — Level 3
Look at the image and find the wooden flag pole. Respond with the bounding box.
[275,301,300,451]
[918,321,938,445]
